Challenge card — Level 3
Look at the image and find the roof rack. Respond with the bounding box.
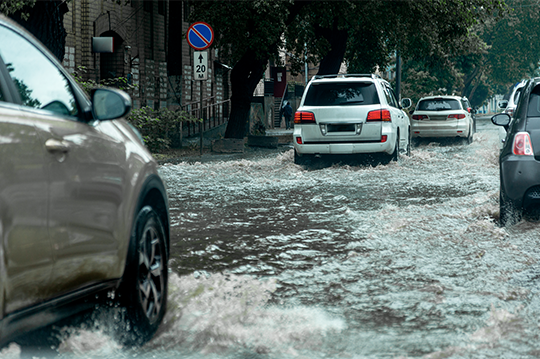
[312,74,382,80]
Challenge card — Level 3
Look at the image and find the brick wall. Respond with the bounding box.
[62,0,231,115]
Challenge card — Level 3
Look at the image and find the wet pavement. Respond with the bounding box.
[7,116,540,358]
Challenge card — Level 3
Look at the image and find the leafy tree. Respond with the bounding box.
[0,0,36,20]
[402,0,540,107]
[190,1,505,139]
[188,1,308,139]
[2,0,68,61]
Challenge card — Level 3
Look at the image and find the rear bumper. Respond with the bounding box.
[411,120,470,138]
[293,133,396,155]
[500,155,540,209]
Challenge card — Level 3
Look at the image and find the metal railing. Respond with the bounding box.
[181,96,231,137]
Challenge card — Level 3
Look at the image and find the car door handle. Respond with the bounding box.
[45,138,70,153]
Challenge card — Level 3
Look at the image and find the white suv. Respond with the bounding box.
[293,74,412,165]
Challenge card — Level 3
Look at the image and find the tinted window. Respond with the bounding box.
[417,98,461,111]
[0,25,78,117]
[385,86,399,108]
[527,86,540,117]
[304,82,379,106]
[513,88,523,104]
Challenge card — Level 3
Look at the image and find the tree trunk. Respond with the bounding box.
[223,1,309,139]
[225,49,267,139]
[11,0,68,61]
[316,23,348,75]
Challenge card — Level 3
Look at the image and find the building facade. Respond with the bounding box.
[62,0,229,120]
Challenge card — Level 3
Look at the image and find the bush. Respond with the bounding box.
[73,66,200,153]
[126,107,200,153]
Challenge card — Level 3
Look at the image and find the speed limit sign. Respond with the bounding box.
[194,51,208,81]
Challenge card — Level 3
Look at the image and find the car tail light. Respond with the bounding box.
[505,108,515,117]
[367,109,391,121]
[381,135,388,142]
[447,114,466,119]
[412,114,428,120]
[513,132,534,156]
[294,111,315,124]
[296,137,303,145]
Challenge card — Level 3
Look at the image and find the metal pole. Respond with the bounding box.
[200,82,203,155]
[396,51,401,100]
[304,42,308,85]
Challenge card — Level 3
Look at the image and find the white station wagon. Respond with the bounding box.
[293,74,412,165]
[411,95,474,145]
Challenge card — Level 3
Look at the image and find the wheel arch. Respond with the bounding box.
[132,174,170,257]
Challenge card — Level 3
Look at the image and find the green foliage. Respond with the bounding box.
[189,1,292,65]
[126,107,201,153]
[284,0,506,77]
[0,0,36,20]
[401,0,540,107]
[73,66,137,95]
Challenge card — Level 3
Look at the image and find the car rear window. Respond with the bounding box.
[527,85,540,117]
[417,98,461,111]
[303,82,379,106]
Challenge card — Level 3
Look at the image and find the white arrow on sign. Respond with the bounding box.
[194,51,208,81]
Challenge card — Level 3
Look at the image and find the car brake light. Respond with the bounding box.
[296,137,303,145]
[447,114,466,119]
[381,135,388,142]
[294,111,315,124]
[367,109,391,121]
[412,114,428,120]
[513,132,534,156]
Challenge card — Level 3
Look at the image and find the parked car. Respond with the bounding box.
[293,74,412,165]
[0,15,169,347]
[498,80,527,119]
[411,95,475,145]
[492,77,540,226]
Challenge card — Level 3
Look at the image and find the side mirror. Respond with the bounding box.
[400,98,412,109]
[491,113,511,127]
[498,100,508,109]
[91,88,132,121]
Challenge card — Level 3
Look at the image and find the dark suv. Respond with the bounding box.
[492,77,540,226]
[0,15,169,347]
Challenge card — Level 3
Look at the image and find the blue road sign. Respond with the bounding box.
[186,22,214,51]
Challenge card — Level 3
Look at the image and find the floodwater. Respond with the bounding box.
[5,117,540,358]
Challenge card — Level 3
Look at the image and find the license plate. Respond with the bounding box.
[327,124,355,132]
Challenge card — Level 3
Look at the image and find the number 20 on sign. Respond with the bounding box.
[194,51,208,81]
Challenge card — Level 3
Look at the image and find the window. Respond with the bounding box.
[418,98,461,111]
[158,0,165,15]
[384,86,399,108]
[0,25,78,117]
[304,82,380,107]
[527,86,540,117]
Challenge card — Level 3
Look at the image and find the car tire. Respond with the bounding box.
[115,206,168,347]
[465,125,473,145]
[294,150,312,166]
[500,191,522,227]
[391,135,400,162]
[406,128,411,156]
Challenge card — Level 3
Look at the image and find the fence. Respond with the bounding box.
[181,96,230,137]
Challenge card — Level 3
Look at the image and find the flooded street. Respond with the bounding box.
[7,117,540,358]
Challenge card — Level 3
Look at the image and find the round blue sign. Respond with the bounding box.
[186,22,214,50]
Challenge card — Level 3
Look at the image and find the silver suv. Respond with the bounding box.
[293,74,412,165]
[0,15,169,348]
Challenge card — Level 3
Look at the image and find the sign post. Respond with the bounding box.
[187,22,214,154]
